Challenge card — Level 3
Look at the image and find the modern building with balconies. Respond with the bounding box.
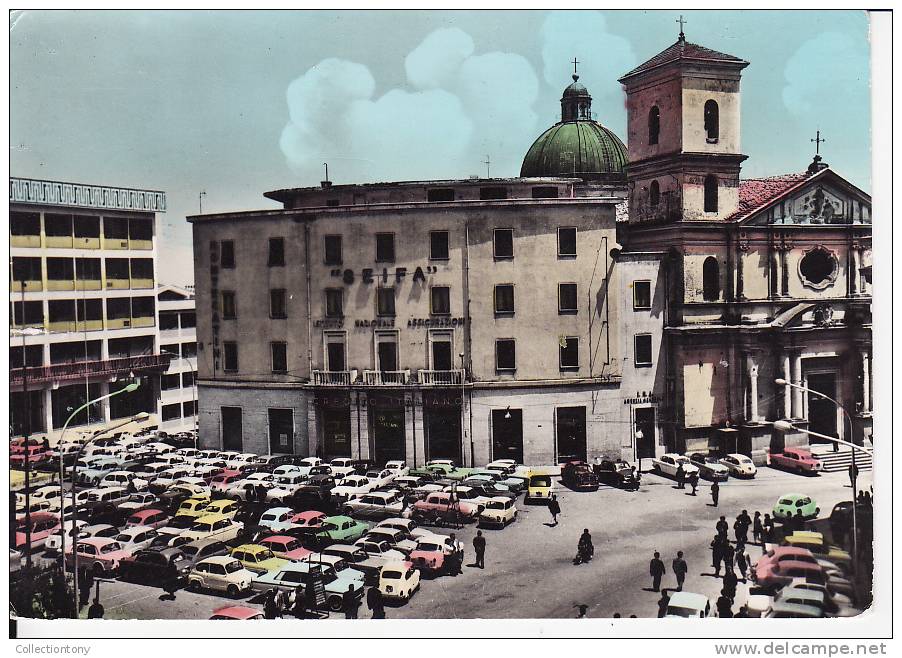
[9,177,171,441]
[157,284,198,434]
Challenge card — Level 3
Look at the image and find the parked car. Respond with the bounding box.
[291,475,336,504]
[525,474,553,503]
[331,475,376,502]
[178,538,230,567]
[119,492,160,514]
[375,517,433,539]
[119,546,192,583]
[408,536,456,575]
[229,544,289,575]
[70,537,131,575]
[253,561,363,612]
[561,461,600,491]
[829,501,872,543]
[188,556,256,596]
[364,527,417,554]
[257,535,313,561]
[782,531,851,565]
[283,510,327,538]
[44,520,89,554]
[210,471,245,493]
[785,577,861,617]
[155,514,199,541]
[651,453,700,479]
[718,453,758,478]
[479,497,518,528]
[755,558,826,589]
[354,538,406,563]
[665,591,711,618]
[595,459,639,490]
[113,526,159,555]
[378,561,420,602]
[125,508,170,530]
[764,601,824,619]
[313,515,369,545]
[209,605,264,620]
[769,448,822,474]
[685,452,731,481]
[772,494,820,522]
[343,490,405,520]
[201,498,240,520]
[329,458,357,478]
[175,496,212,519]
[265,473,308,502]
[178,513,245,544]
[412,492,480,523]
[15,512,61,551]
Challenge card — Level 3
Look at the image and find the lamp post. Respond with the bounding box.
[773,377,863,573]
[57,377,145,586]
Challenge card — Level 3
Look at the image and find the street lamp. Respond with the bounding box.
[773,377,865,573]
[57,377,145,584]
[69,410,150,617]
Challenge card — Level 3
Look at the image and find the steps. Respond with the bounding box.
[810,445,873,472]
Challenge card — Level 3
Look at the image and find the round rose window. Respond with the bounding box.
[799,247,838,289]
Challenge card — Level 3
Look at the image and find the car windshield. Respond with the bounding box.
[418,543,442,552]
[779,498,793,506]
[383,570,401,579]
[101,542,122,553]
[181,545,199,557]
[666,606,699,618]
[531,476,551,486]
[487,501,505,509]
[115,534,133,543]
[225,560,244,573]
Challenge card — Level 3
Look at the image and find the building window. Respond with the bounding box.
[161,343,179,358]
[634,334,653,367]
[268,237,285,267]
[704,100,719,142]
[430,286,451,315]
[480,187,508,200]
[377,287,396,316]
[324,235,342,265]
[270,289,287,319]
[376,332,399,371]
[649,180,660,207]
[704,175,719,213]
[375,233,395,263]
[182,372,195,388]
[325,288,343,318]
[427,188,455,202]
[494,284,515,314]
[11,257,41,283]
[180,311,196,328]
[495,339,516,371]
[161,373,181,391]
[532,186,559,199]
[648,106,660,145]
[633,280,652,310]
[221,291,237,320]
[223,341,239,372]
[799,247,838,289]
[494,229,514,259]
[559,336,579,369]
[325,332,346,371]
[182,401,197,418]
[182,342,197,358]
[10,212,40,236]
[162,403,181,421]
[702,257,720,301]
[430,231,450,260]
[557,227,577,257]
[271,342,288,373]
[220,241,235,269]
[558,283,578,314]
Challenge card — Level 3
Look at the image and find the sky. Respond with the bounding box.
[10,9,872,286]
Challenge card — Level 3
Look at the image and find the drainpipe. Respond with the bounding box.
[303,221,313,378]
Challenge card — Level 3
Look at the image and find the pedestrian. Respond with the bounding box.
[752,511,763,544]
[87,597,104,619]
[736,510,751,544]
[473,530,486,569]
[576,604,589,618]
[689,472,699,496]
[723,570,738,600]
[736,545,748,582]
[657,590,671,618]
[715,516,729,541]
[849,463,859,489]
[448,532,462,575]
[723,541,735,575]
[793,509,807,533]
[593,456,602,476]
[649,551,666,592]
[576,528,594,564]
[710,535,724,576]
[162,560,180,601]
[264,589,279,619]
[763,513,775,544]
[711,480,720,506]
[78,567,93,611]
[716,589,733,618]
[367,586,385,619]
[127,478,137,494]
[342,585,360,619]
[256,484,267,505]
[291,585,306,618]
[675,463,685,489]
[548,494,561,526]
[672,551,688,591]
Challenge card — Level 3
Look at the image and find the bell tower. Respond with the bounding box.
[618,30,749,223]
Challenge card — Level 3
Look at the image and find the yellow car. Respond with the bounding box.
[202,499,240,520]
[526,472,553,503]
[783,531,851,564]
[229,543,290,575]
[179,513,244,544]
[176,496,212,519]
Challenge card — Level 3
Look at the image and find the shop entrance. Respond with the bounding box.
[491,408,523,464]
[322,407,351,458]
[424,392,462,464]
[807,372,839,442]
[635,407,657,459]
[556,406,587,463]
[268,409,294,454]
[371,400,405,465]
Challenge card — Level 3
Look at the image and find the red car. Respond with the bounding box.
[753,546,820,585]
[210,470,244,492]
[769,448,822,474]
[258,535,313,560]
[10,438,43,454]
[15,511,61,550]
[412,492,480,523]
[210,605,264,620]
[126,508,170,530]
[10,446,50,467]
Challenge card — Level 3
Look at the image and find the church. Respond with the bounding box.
[188,30,871,466]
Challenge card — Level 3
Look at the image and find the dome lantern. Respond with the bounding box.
[561,74,592,122]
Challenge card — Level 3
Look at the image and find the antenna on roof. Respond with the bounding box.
[198,190,207,214]
[321,162,332,189]
[483,155,491,179]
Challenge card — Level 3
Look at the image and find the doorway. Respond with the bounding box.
[556,406,587,463]
[635,407,656,459]
[322,407,351,458]
[221,407,243,451]
[371,406,405,465]
[268,408,294,454]
[491,409,523,463]
[807,372,838,442]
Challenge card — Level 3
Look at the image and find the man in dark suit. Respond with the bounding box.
[649,551,666,591]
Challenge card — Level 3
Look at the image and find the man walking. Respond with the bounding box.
[716,516,729,541]
[763,513,775,544]
[848,463,859,490]
[710,535,725,577]
[367,586,385,619]
[472,530,486,569]
[675,463,685,489]
[672,551,688,591]
[649,551,666,592]
[548,494,561,526]
[447,533,462,575]
[736,544,748,582]
[716,588,733,618]
[342,585,360,619]
[752,511,764,544]
[689,472,699,496]
[723,541,736,575]
[710,480,720,507]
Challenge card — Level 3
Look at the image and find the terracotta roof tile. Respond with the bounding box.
[620,39,747,81]
[728,172,813,221]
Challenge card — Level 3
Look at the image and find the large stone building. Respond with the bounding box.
[9,177,172,441]
[617,34,872,458]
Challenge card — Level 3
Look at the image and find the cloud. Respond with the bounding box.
[279,28,539,183]
[782,31,869,117]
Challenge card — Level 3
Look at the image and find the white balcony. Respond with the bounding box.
[362,369,411,385]
[312,369,357,386]
[418,369,465,385]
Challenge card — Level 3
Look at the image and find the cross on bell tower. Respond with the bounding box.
[677,15,687,40]
[811,130,825,155]
[571,56,579,76]
[807,130,830,173]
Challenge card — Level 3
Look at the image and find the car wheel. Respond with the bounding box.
[652,465,661,474]
[328,595,343,612]
[188,579,200,592]
[227,584,239,597]
[343,506,354,517]
[92,562,104,576]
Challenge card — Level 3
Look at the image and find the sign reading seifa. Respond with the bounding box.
[330,265,439,285]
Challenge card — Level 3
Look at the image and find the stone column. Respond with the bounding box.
[861,351,871,412]
[791,353,803,418]
[746,354,759,423]
[780,248,790,296]
[849,245,859,296]
[782,353,792,419]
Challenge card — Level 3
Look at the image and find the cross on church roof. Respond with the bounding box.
[677,15,687,40]
[811,130,826,155]
[572,57,579,75]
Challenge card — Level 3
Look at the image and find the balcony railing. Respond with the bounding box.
[362,369,411,385]
[10,353,172,387]
[418,369,465,385]
[312,370,357,386]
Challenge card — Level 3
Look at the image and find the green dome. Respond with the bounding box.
[520,120,628,180]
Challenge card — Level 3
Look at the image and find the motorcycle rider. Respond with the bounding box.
[577,528,594,563]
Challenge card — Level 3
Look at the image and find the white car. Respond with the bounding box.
[132,461,172,481]
[150,467,194,490]
[479,497,518,528]
[266,473,308,502]
[98,470,145,491]
[45,520,90,553]
[225,472,276,500]
[384,460,410,476]
[719,453,758,478]
[225,453,257,470]
[665,592,711,618]
[343,491,405,519]
[113,526,159,555]
[364,527,417,554]
[258,507,296,532]
[297,457,323,468]
[651,453,700,479]
[272,464,303,477]
[178,515,245,544]
[378,561,420,602]
[354,538,406,562]
[187,556,255,596]
[365,468,395,488]
[375,517,433,539]
[86,486,130,506]
[331,475,376,502]
[329,458,357,478]
[119,492,160,513]
[26,485,62,506]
